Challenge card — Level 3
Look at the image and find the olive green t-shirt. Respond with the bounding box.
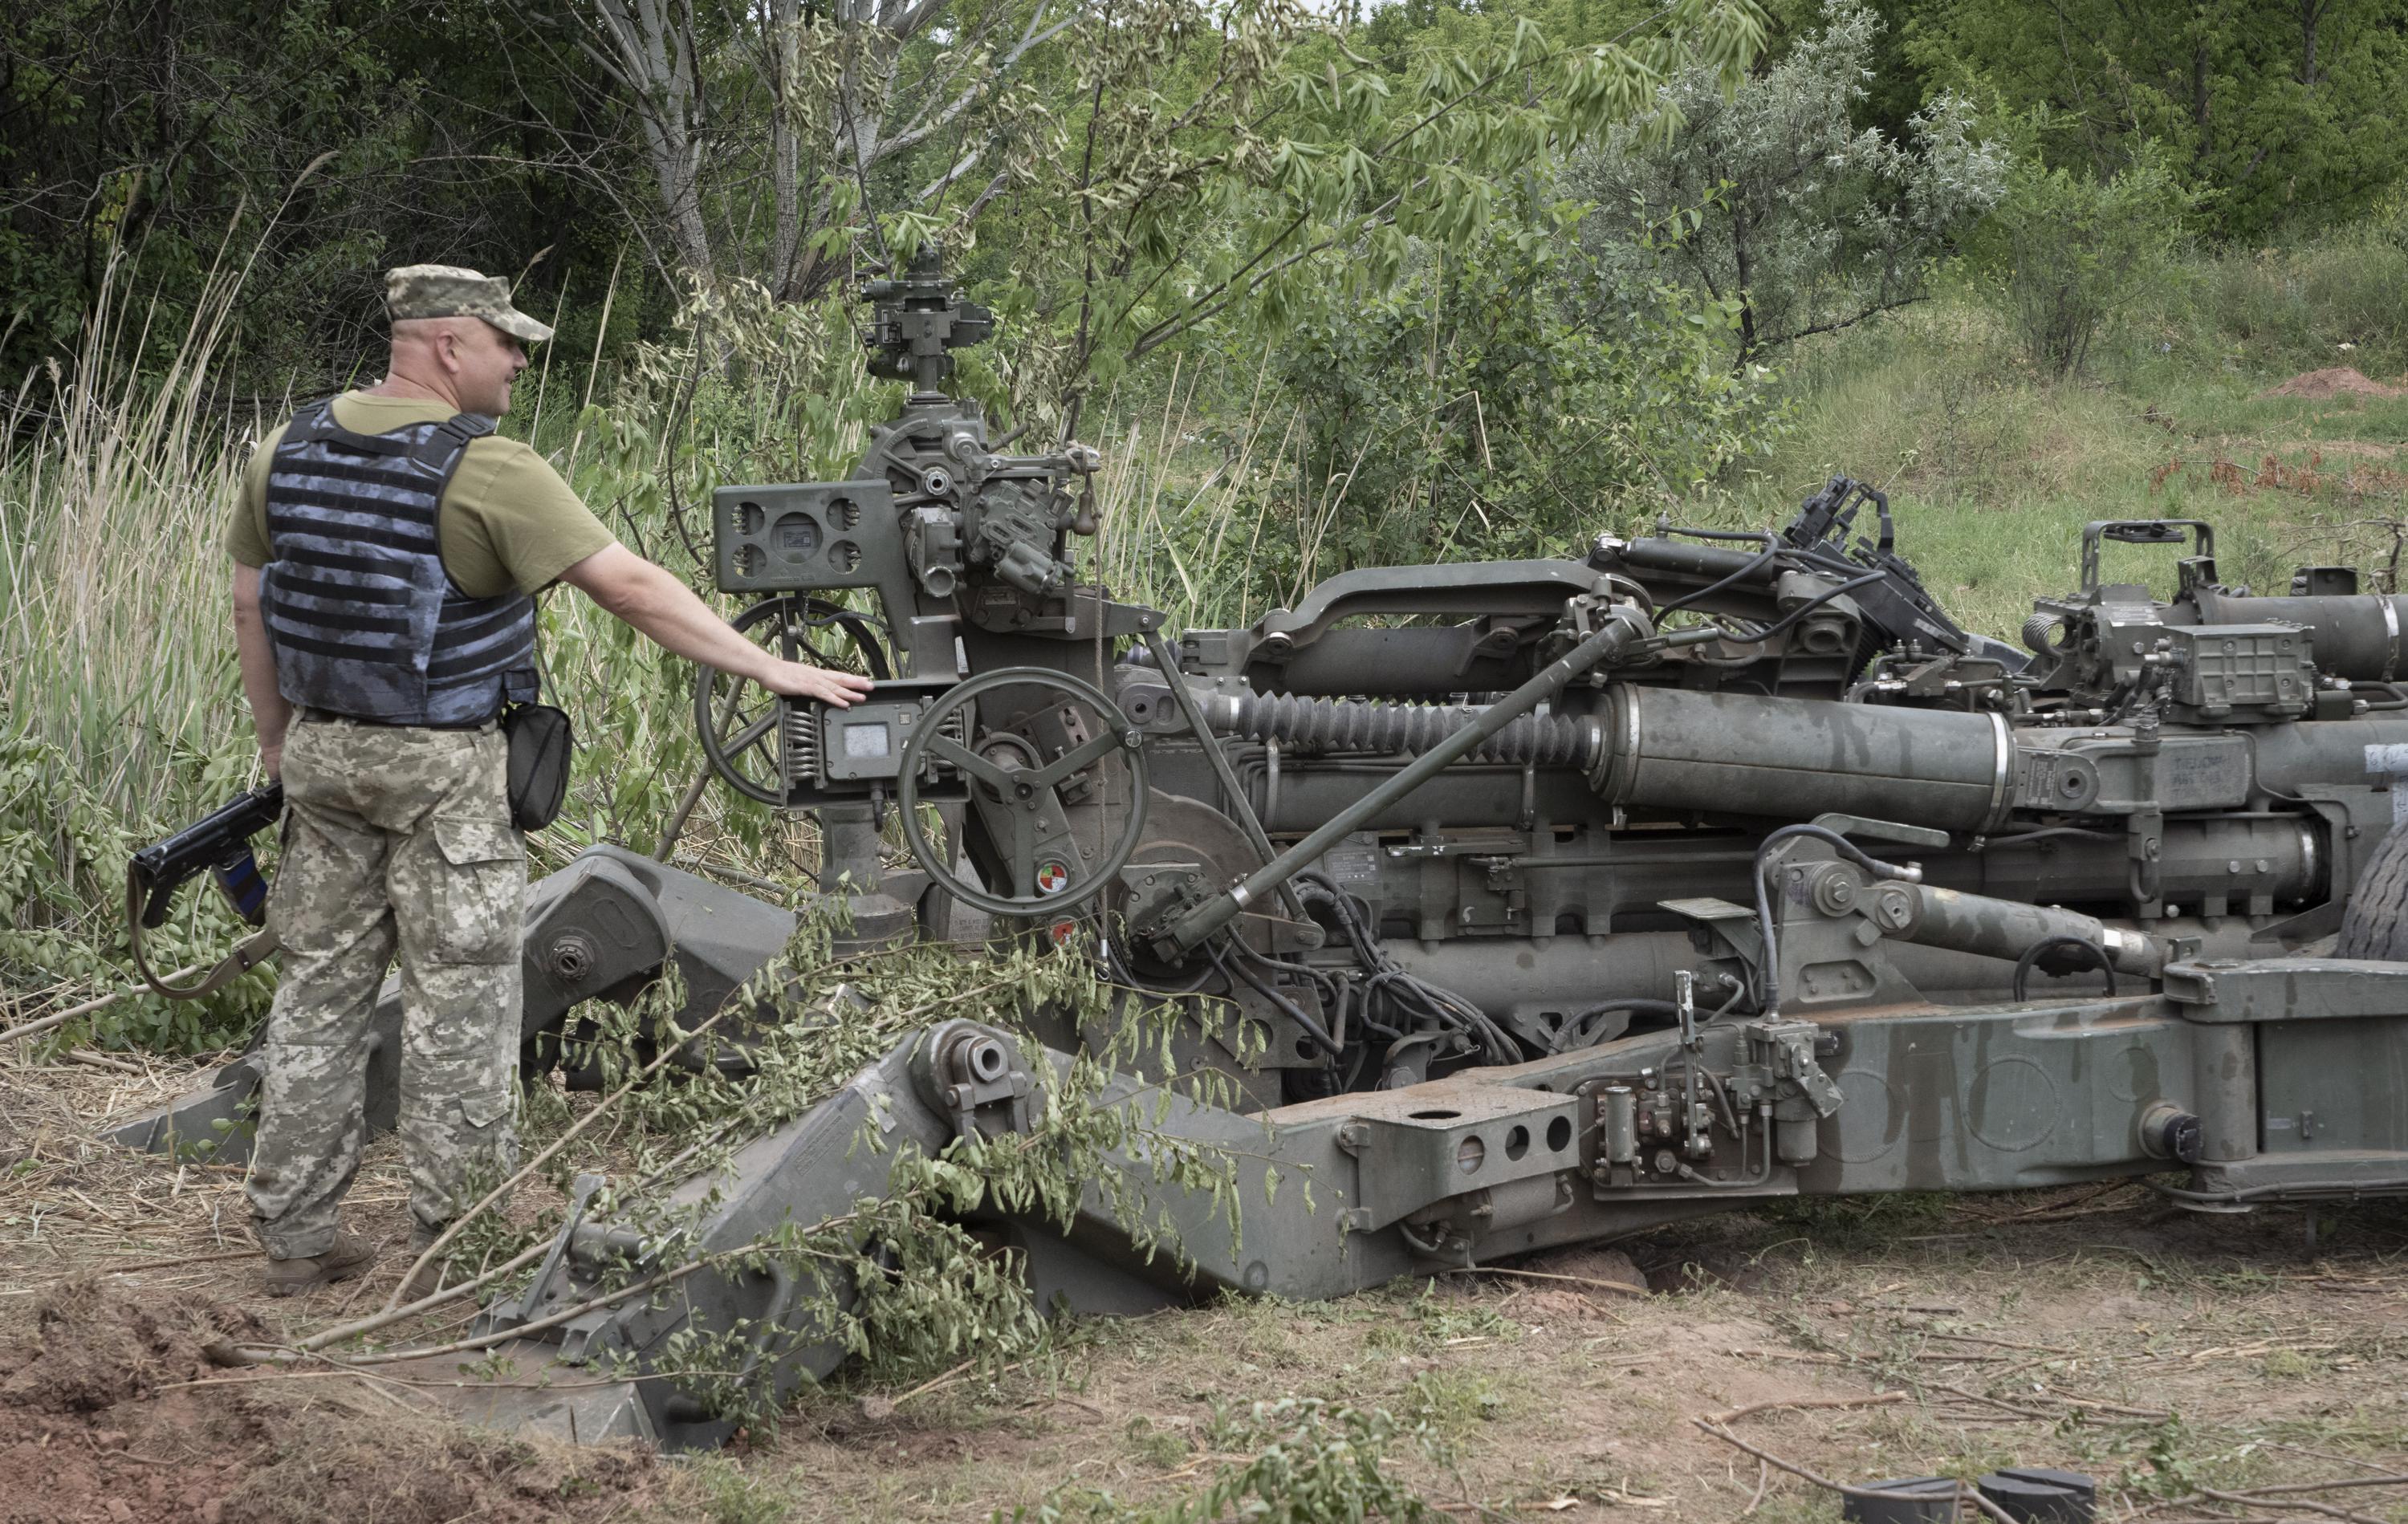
[223,392,616,599]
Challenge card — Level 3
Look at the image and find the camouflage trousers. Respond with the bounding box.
[246,713,527,1259]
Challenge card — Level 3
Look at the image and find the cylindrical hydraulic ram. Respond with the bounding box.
[1887,883,2162,977]
[1245,762,2320,907]
[2194,587,2408,682]
[2216,712,2408,795]
[1608,538,1770,583]
[1940,815,2322,910]
[1589,685,2015,833]
[1271,813,2317,931]
[1368,923,2267,1034]
[1601,1087,1638,1164]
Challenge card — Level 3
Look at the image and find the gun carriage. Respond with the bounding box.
[120,249,2408,1447]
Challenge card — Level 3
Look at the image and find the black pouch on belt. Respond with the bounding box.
[502,702,573,831]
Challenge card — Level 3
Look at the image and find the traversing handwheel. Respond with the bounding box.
[897,667,1149,919]
[695,595,890,806]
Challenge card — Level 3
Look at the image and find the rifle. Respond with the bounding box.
[125,782,285,999]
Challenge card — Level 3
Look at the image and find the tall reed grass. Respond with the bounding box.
[2,250,266,821]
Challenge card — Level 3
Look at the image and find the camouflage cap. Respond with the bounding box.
[384,264,554,343]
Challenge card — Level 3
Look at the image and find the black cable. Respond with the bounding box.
[2228,728,2312,804]
[1569,997,1680,1024]
[1552,998,1680,1053]
[1702,570,1889,648]
[1658,532,1790,614]
[1289,870,1519,1067]
[2355,681,2408,712]
[1232,937,1344,1013]
[2011,935,2117,1002]
[1100,925,1214,995]
[1204,939,1341,1058]
[1975,827,2123,851]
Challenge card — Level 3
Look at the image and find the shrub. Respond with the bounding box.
[2145,229,2408,378]
[1978,145,2191,376]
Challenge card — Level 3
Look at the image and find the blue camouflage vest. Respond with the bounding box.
[258,402,539,725]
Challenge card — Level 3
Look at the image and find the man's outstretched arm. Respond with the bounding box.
[559,545,877,706]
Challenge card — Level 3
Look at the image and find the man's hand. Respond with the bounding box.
[561,545,879,707]
[260,742,283,782]
[759,660,877,707]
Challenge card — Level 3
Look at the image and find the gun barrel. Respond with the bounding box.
[130,783,285,892]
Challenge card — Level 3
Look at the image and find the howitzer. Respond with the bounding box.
[116,248,2408,1447]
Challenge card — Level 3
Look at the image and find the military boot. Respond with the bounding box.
[262,1230,377,1297]
[397,1224,453,1305]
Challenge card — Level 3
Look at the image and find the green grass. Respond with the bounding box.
[1719,287,2408,641]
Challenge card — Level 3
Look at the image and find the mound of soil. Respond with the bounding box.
[0,1280,653,1524]
[2261,366,2405,400]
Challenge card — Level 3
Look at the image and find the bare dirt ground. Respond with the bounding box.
[2260,368,2406,400]
[6,1048,2407,1522]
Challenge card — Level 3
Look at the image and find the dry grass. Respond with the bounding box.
[0,1038,601,1334]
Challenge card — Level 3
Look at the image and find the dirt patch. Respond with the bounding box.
[0,1280,656,1524]
[1503,1245,1651,1320]
[2299,438,2402,461]
[2150,446,2405,500]
[2260,366,2406,400]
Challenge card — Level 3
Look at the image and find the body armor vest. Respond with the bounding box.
[258,402,538,725]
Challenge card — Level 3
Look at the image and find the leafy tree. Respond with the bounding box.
[1572,0,2004,365]
[0,0,641,393]
[1902,0,2408,238]
[1231,185,1786,597]
[530,0,1775,432]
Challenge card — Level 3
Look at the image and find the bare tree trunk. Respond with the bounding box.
[568,0,997,295]
[766,0,804,299]
[594,0,717,287]
[832,0,903,209]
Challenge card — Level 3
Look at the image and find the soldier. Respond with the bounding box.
[225,265,874,1297]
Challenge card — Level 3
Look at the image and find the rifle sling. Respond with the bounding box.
[124,870,282,1001]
